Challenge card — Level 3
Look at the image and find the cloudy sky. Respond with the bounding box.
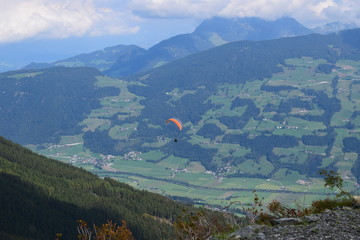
[0,0,359,67]
[1,0,360,45]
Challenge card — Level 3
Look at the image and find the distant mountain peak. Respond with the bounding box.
[193,16,312,41]
[311,21,359,34]
[24,16,314,78]
[104,16,313,77]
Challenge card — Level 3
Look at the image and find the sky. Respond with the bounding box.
[0,0,359,67]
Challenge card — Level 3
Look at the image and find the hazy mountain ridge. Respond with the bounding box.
[23,16,313,78]
[3,16,358,74]
[193,16,312,42]
[105,16,313,77]
[312,21,359,34]
[24,45,146,72]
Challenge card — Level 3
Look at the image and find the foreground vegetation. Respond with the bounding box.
[57,169,358,240]
[172,169,359,239]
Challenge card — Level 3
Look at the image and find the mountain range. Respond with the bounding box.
[1,16,360,232]
[2,27,360,185]
[311,21,359,34]
[2,16,358,75]
[100,28,360,181]
[24,17,312,77]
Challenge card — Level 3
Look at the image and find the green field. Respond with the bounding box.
[31,137,360,213]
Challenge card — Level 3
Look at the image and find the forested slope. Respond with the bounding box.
[0,67,119,144]
[0,136,194,240]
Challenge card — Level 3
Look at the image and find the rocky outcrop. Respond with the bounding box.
[229,207,360,239]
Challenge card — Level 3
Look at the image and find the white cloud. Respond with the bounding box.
[128,0,225,18]
[128,0,360,27]
[320,0,360,25]
[1,0,359,43]
[0,0,139,43]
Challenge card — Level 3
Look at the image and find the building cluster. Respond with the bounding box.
[124,151,142,161]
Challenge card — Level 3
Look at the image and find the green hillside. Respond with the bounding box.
[83,29,360,178]
[77,30,360,206]
[0,67,119,144]
[0,136,199,240]
[2,29,360,213]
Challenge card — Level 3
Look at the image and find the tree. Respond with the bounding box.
[319,169,351,199]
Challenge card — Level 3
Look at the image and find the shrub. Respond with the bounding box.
[311,198,355,213]
[76,219,135,240]
[173,209,236,240]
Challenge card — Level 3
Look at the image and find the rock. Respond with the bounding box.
[225,207,360,240]
[271,217,303,225]
[229,225,263,239]
[257,232,266,240]
[353,196,360,204]
[250,208,360,240]
[353,196,360,208]
[303,215,320,223]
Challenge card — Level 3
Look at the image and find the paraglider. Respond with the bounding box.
[165,118,183,131]
[166,118,183,142]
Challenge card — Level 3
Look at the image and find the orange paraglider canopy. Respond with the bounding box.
[166,118,183,131]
